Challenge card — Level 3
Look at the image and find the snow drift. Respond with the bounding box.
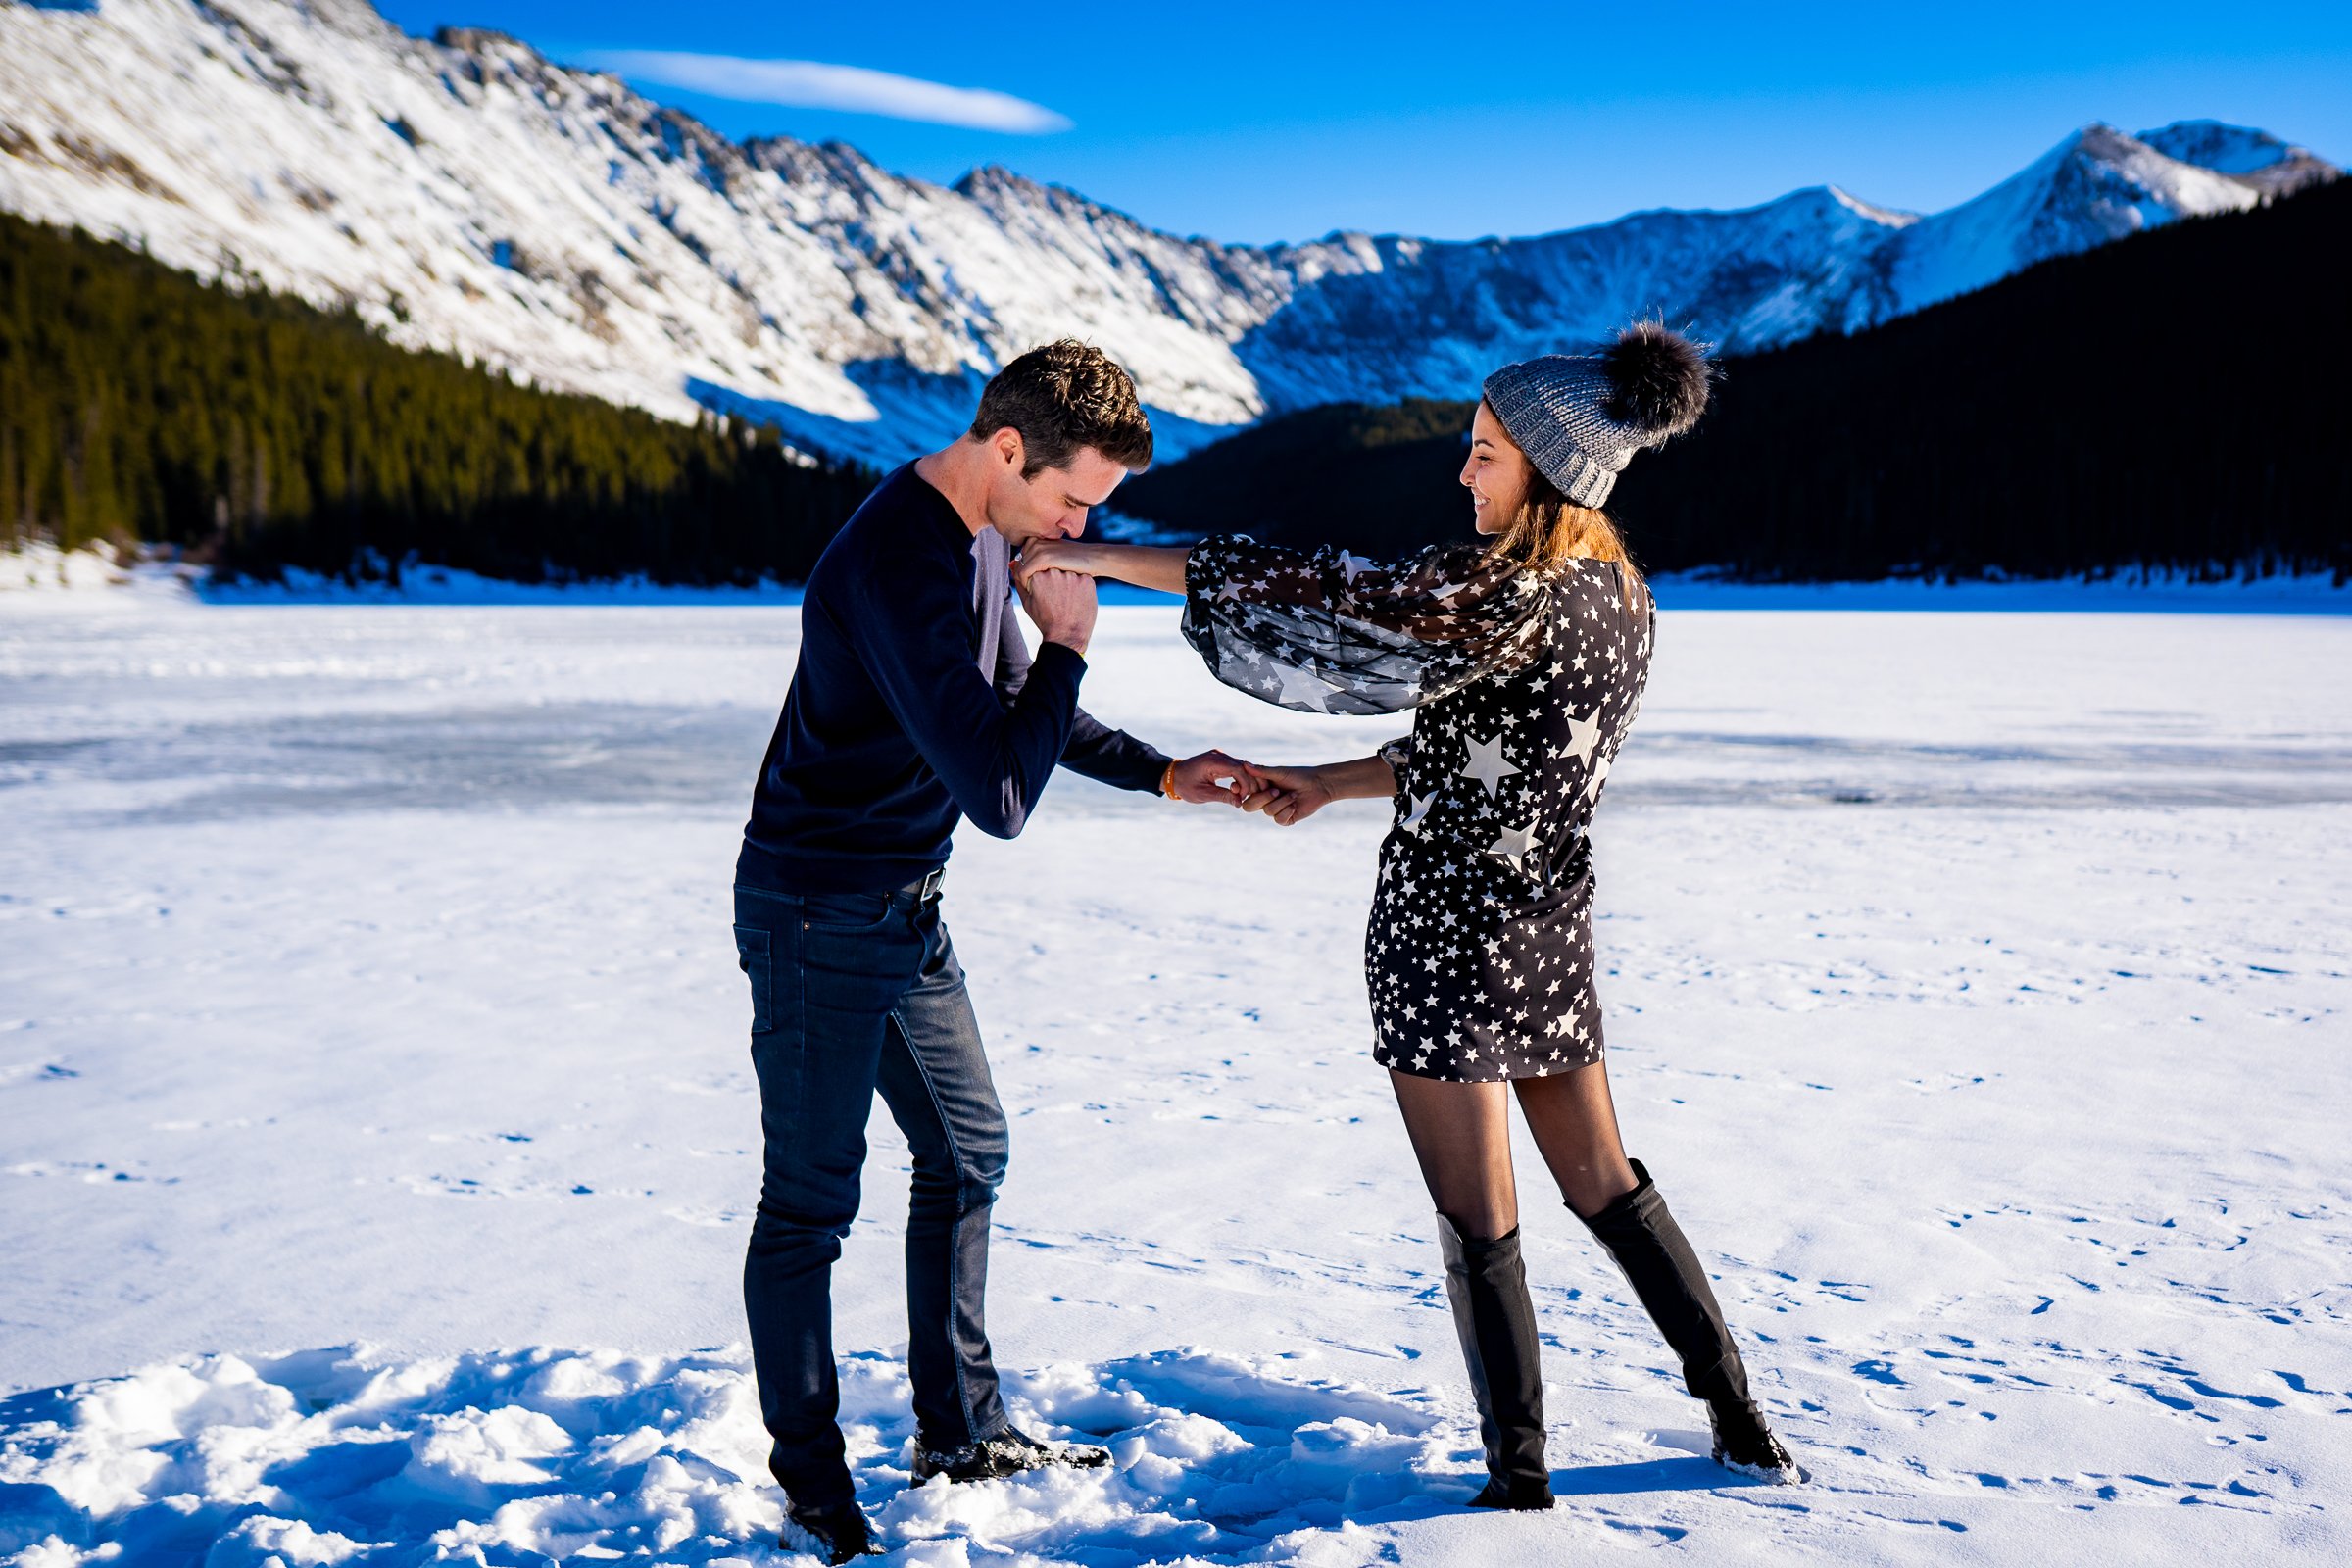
[1,1344,1498,1566]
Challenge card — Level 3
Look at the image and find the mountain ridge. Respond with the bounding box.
[0,1,2336,464]
[1114,179,2352,585]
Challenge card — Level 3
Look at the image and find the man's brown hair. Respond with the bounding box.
[968,339,1153,477]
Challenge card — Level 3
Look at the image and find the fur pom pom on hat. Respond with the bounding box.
[1481,322,1714,508]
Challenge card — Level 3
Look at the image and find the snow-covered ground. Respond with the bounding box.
[2,595,2348,1566]
[0,544,129,595]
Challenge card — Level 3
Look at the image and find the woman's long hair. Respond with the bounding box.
[1482,444,1647,612]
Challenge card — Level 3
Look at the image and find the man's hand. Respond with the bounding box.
[1241,764,1336,826]
[1016,566,1098,657]
[1169,749,1263,806]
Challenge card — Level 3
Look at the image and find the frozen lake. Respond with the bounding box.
[2,595,2349,1566]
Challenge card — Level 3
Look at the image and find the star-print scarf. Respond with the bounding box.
[1179,536,1548,715]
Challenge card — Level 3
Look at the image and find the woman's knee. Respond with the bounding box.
[1390,1071,1518,1239]
[1514,1067,1637,1217]
[1439,1195,1521,1243]
[1560,1167,1636,1220]
[1554,1143,1640,1218]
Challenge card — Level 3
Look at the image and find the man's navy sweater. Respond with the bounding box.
[738,463,1168,895]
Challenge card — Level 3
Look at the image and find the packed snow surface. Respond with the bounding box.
[2,595,2349,1565]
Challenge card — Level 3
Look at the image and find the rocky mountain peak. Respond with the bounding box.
[0,2,2333,466]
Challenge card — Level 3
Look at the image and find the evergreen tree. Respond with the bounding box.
[0,212,875,583]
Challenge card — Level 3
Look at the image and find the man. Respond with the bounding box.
[732,339,1255,1563]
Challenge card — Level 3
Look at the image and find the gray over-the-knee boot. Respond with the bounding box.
[1577,1159,1801,1484]
[1437,1215,1555,1509]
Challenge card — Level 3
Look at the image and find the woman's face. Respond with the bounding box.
[1462,401,1531,535]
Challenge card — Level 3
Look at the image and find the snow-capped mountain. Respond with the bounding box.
[0,1,2336,463]
[2138,120,2333,189]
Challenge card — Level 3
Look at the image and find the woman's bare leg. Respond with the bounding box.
[1511,1061,1639,1218]
[1387,1071,1517,1237]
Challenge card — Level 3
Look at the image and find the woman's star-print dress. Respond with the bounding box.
[1182,535,1654,1082]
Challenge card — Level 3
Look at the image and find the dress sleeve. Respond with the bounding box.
[1180,535,1547,715]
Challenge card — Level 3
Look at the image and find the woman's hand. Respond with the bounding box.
[1242,764,1337,826]
[1018,540,1190,595]
[1015,538,1102,582]
[1241,753,1397,825]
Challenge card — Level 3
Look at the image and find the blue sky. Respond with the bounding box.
[379,1,2352,244]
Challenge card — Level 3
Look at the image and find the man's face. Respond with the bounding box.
[982,432,1130,552]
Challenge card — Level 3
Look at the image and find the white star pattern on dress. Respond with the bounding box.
[1274,662,1335,712]
[1488,820,1538,864]
[1582,749,1612,804]
[1182,536,1647,1083]
[1564,707,1604,766]
[1460,733,1521,798]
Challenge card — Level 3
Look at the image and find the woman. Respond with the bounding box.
[1018,323,1800,1506]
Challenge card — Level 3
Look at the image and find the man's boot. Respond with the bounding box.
[782,1499,879,1564]
[1577,1158,1801,1484]
[1437,1215,1555,1510]
[911,1424,1110,1485]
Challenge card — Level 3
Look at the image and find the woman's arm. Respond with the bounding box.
[1018,540,1189,595]
[1242,754,1396,826]
[1179,535,1544,717]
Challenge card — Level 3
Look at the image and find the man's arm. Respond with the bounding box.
[837,551,1093,840]
[993,588,1255,803]
[992,589,1168,791]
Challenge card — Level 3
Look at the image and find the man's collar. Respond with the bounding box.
[900,461,981,552]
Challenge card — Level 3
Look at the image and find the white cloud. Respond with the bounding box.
[583,50,1072,134]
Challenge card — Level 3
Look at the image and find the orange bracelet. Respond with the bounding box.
[1159,760,1181,800]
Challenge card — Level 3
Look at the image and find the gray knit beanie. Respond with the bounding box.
[1480,322,1714,508]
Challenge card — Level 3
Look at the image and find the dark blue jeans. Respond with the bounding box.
[733,883,1010,1508]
